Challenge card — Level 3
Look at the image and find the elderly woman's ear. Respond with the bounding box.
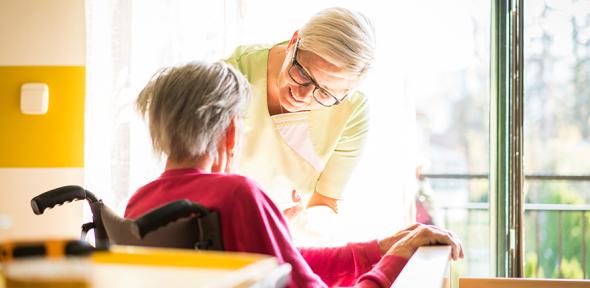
[212,116,239,173]
[225,116,239,173]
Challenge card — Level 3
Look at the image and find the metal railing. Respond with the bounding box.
[437,203,590,278]
[422,173,590,181]
[422,173,590,279]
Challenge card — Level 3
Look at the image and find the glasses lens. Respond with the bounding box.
[313,89,337,106]
[289,63,312,85]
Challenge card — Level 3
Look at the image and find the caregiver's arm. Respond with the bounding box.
[307,192,339,212]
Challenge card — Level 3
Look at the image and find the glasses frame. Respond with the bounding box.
[287,39,348,107]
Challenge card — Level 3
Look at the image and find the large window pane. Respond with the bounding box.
[413,0,490,282]
[426,178,490,275]
[524,0,590,279]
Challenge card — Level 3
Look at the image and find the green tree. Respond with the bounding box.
[525,182,587,278]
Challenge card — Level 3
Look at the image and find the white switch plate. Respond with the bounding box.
[0,214,11,229]
[21,83,49,115]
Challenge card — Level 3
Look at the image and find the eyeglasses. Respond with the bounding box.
[288,39,348,107]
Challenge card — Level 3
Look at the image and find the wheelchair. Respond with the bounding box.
[10,185,292,287]
[30,185,223,250]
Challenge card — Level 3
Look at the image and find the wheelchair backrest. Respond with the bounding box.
[31,185,223,251]
[95,201,223,250]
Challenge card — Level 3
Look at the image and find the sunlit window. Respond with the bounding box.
[411,0,491,283]
[524,0,590,279]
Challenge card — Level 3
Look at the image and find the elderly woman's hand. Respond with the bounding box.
[380,223,464,261]
[377,224,419,255]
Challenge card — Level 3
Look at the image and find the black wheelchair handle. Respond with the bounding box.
[31,185,99,215]
[132,200,210,239]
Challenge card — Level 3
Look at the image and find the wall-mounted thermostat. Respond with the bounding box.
[20,83,49,115]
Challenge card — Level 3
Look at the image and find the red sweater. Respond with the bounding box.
[125,169,407,287]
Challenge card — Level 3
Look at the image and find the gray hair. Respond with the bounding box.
[136,61,251,162]
[299,7,376,79]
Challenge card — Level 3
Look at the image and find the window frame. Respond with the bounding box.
[490,0,525,278]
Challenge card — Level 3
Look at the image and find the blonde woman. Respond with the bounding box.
[125,61,463,287]
[226,8,376,220]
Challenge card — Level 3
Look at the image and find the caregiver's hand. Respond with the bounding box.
[283,190,304,220]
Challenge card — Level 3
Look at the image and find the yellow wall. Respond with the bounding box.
[0,0,86,241]
[0,66,85,167]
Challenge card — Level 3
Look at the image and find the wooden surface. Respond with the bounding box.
[1,247,287,288]
[460,277,590,288]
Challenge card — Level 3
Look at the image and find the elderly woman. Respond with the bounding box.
[226,7,377,220]
[125,61,463,287]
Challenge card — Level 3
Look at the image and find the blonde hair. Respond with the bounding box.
[299,7,376,79]
[136,62,251,162]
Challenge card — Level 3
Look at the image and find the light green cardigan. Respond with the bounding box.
[225,44,369,206]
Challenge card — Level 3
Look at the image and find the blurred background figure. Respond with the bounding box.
[415,164,436,225]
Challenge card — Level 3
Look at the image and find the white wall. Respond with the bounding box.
[0,0,85,241]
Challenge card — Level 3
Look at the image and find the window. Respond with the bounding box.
[416,1,490,284]
[523,0,590,279]
[412,0,491,283]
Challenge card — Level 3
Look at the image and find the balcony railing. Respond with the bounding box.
[437,202,590,278]
[422,174,590,181]
[422,173,590,279]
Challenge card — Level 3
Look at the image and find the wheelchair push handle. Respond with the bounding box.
[132,200,210,239]
[31,185,99,215]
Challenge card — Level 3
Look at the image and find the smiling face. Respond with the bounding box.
[276,40,359,113]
